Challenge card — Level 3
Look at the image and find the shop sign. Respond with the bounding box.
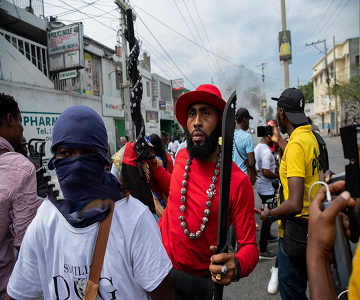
[47,23,84,72]
[21,111,61,161]
[102,95,124,117]
[59,69,78,80]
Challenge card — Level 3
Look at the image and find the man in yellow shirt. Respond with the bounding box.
[260,88,322,300]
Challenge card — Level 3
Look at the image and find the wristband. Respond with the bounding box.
[232,258,241,282]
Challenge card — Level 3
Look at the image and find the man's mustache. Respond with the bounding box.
[191,128,206,136]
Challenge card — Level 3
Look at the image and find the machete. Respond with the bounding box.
[213,90,236,300]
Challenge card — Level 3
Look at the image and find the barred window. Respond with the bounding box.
[146,81,150,97]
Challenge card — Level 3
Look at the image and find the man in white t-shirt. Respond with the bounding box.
[5,106,174,300]
[254,135,278,260]
[167,135,178,154]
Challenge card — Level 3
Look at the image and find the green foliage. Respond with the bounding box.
[299,82,314,103]
[331,74,360,102]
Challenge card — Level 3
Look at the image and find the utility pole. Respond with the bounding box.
[307,39,332,132]
[257,63,267,121]
[115,0,136,141]
[280,0,289,89]
[211,77,214,85]
[333,36,339,135]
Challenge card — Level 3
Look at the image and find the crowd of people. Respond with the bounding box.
[0,83,359,300]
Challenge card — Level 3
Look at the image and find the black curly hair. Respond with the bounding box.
[0,93,20,127]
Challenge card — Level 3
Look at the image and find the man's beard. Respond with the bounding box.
[277,111,287,134]
[185,121,221,160]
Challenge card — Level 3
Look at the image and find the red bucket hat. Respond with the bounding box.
[175,84,226,129]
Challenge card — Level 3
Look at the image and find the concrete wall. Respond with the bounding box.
[0,80,118,160]
[139,66,152,109]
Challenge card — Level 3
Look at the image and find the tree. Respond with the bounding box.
[330,64,360,124]
[331,74,360,103]
[299,81,314,103]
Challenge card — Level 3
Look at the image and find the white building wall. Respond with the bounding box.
[0,80,117,161]
[0,34,53,88]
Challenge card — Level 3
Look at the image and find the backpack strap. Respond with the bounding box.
[234,142,248,164]
[312,130,329,172]
[83,200,115,300]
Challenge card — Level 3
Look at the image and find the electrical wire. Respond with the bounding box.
[191,0,228,86]
[150,58,172,80]
[133,9,196,89]
[181,0,225,86]
[291,0,350,82]
[139,35,182,79]
[320,0,351,37]
[57,0,117,32]
[173,0,225,87]
[290,0,335,79]
[133,6,303,84]
[315,0,345,40]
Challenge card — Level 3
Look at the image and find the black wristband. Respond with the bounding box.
[232,258,241,282]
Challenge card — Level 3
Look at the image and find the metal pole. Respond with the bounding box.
[281,0,289,89]
[324,40,332,134]
[261,64,266,120]
[119,8,134,140]
[333,36,339,134]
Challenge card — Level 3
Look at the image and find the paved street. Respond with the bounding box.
[223,134,352,300]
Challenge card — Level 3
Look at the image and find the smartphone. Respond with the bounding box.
[257,126,273,137]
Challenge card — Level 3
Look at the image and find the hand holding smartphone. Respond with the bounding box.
[257,126,273,137]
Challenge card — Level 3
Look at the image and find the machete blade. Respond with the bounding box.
[217,90,236,251]
[214,90,236,300]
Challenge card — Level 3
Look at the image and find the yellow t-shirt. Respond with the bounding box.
[349,240,360,299]
[278,125,322,238]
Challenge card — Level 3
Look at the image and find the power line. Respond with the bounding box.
[181,0,225,86]
[191,0,228,86]
[321,0,351,36]
[173,0,225,87]
[133,6,296,83]
[290,0,335,79]
[133,9,196,89]
[139,34,182,79]
[149,56,172,80]
[56,0,117,31]
[292,0,348,82]
[315,0,345,39]
[43,0,99,17]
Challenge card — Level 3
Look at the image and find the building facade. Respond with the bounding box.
[312,37,359,134]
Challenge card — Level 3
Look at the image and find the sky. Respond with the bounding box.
[43,0,359,123]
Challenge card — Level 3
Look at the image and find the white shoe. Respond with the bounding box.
[267,267,279,294]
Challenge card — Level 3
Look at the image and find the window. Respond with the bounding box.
[321,96,323,104]
[320,73,323,84]
[330,66,333,78]
[315,97,318,105]
[146,81,150,97]
[116,71,122,90]
[160,82,171,101]
[315,78,318,87]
